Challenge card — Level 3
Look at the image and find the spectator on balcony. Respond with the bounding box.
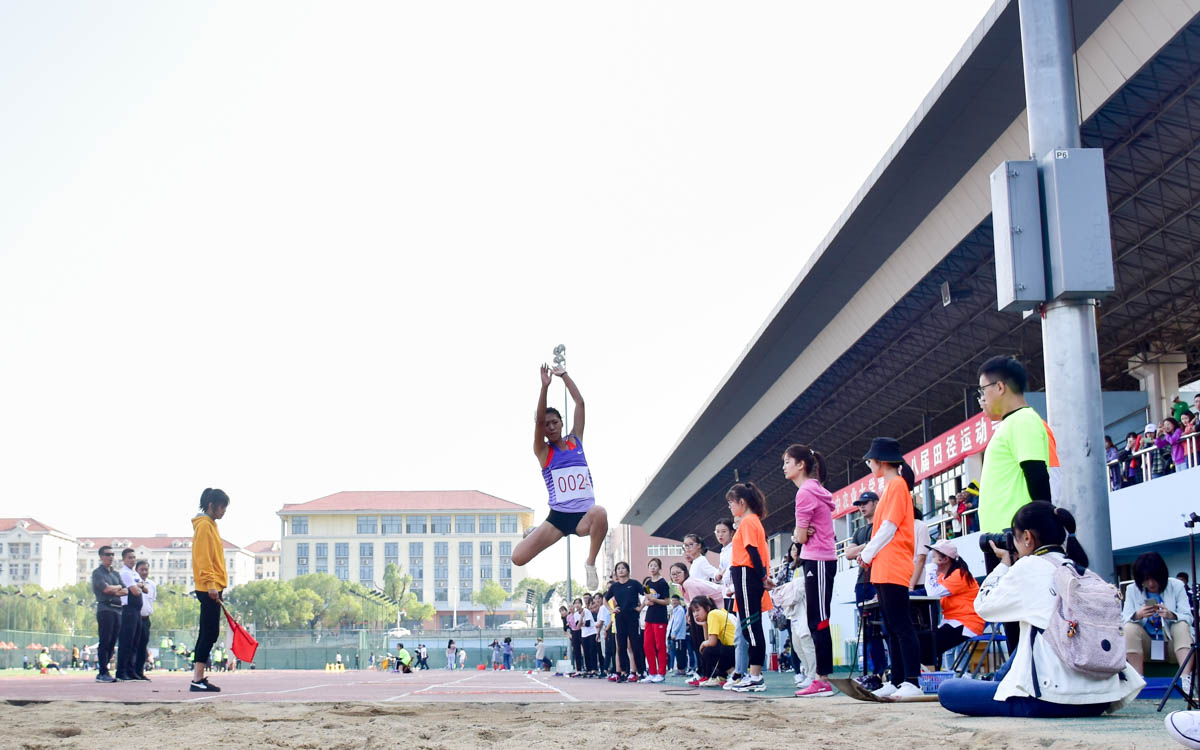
[1141,424,1171,479]
[1157,417,1189,472]
[1106,436,1121,491]
[1183,411,1197,437]
[954,482,979,535]
[1173,395,1192,422]
[1120,432,1143,487]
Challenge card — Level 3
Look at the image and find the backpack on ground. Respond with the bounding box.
[1044,561,1125,677]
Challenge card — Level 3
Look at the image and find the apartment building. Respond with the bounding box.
[76,535,255,589]
[247,540,282,580]
[277,491,534,627]
[0,518,79,589]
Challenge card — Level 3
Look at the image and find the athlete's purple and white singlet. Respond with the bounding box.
[541,435,596,513]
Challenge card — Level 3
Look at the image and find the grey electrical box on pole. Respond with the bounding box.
[1008,0,1115,582]
[1039,148,1116,299]
[990,160,1045,312]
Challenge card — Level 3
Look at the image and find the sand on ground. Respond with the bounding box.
[0,698,1180,750]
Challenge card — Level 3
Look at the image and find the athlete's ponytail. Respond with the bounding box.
[783,444,828,485]
[1011,502,1089,568]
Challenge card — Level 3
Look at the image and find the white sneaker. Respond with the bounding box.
[795,676,813,690]
[871,683,899,699]
[722,673,743,690]
[651,674,665,683]
[1165,710,1200,750]
[585,564,599,591]
[726,674,753,691]
[891,682,926,700]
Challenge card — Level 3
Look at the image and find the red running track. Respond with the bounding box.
[0,669,762,704]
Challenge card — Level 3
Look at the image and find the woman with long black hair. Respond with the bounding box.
[604,561,645,682]
[938,503,1144,717]
[724,482,773,694]
[785,443,836,698]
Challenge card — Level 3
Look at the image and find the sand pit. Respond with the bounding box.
[0,670,1181,750]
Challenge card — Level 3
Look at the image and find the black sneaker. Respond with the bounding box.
[189,678,220,692]
[95,674,115,683]
[135,674,151,682]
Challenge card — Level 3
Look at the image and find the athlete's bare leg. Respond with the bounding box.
[511,522,564,567]
[575,506,608,566]
[576,506,608,590]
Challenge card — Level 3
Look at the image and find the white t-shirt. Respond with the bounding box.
[913,518,932,565]
[139,578,157,616]
[720,544,734,596]
[689,555,719,583]
[118,565,142,607]
[595,604,611,633]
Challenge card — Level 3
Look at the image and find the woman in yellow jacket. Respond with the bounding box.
[190,488,229,693]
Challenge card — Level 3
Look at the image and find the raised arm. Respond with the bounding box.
[556,368,584,440]
[534,365,552,464]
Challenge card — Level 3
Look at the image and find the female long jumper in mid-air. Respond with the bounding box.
[510,364,607,591]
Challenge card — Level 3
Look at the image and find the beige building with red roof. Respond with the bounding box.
[75,534,255,589]
[277,491,535,628]
[246,539,281,581]
[0,518,78,590]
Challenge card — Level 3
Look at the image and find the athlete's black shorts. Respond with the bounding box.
[547,508,588,537]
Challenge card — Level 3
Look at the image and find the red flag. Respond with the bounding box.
[221,604,259,664]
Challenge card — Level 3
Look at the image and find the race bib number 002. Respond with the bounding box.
[551,467,594,503]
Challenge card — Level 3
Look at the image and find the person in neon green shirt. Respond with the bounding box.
[396,644,413,673]
[37,648,61,672]
[976,356,1051,535]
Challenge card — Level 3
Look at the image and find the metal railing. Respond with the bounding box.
[1106,433,1197,487]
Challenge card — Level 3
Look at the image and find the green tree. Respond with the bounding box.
[515,577,553,628]
[553,579,586,603]
[290,573,343,629]
[474,580,508,623]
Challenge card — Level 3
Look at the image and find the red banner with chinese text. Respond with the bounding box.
[831,412,998,519]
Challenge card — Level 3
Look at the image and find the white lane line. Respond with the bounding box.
[183,682,339,703]
[383,673,480,702]
[525,671,579,702]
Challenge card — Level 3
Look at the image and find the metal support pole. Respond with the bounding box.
[1017,0,1115,581]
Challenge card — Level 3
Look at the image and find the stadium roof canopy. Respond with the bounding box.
[625,0,1200,544]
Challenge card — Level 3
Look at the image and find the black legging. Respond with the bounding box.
[731,566,765,668]
[569,629,583,672]
[699,642,735,679]
[582,634,598,672]
[615,613,643,674]
[876,583,920,687]
[919,623,971,668]
[193,591,221,664]
[805,558,837,676]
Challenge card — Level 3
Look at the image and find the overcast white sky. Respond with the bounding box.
[0,1,995,584]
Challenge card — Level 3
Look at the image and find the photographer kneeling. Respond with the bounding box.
[938,503,1144,717]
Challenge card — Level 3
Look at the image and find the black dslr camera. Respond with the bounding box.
[979,529,1015,557]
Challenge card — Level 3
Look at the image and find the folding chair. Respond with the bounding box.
[951,622,1008,678]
